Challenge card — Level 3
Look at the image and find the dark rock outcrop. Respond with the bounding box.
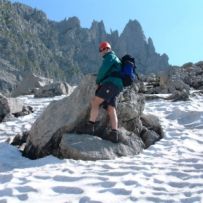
[139,61,203,94]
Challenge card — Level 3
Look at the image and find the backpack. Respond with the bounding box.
[120,54,136,87]
[103,54,137,87]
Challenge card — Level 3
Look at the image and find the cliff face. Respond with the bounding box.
[0,0,169,91]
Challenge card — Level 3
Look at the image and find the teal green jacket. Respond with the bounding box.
[96,51,123,90]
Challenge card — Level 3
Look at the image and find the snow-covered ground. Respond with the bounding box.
[0,92,203,203]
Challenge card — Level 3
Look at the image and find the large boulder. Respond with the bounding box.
[165,90,189,102]
[23,75,96,158]
[167,78,190,93]
[168,63,203,90]
[140,70,191,94]
[11,72,52,97]
[0,93,24,122]
[22,75,163,160]
[140,114,164,148]
[38,128,144,161]
[34,82,70,98]
[183,63,203,89]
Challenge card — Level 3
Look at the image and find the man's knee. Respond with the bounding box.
[107,106,116,114]
[91,96,104,108]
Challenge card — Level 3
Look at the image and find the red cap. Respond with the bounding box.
[99,41,111,52]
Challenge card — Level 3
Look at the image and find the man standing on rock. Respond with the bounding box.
[77,41,123,143]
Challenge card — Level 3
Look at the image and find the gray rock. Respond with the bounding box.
[167,79,190,93]
[13,105,34,117]
[12,72,52,97]
[10,131,29,147]
[0,94,10,120]
[117,87,145,133]
[22,75,163,160]
[45,128,144,160]
[165,90,189,102]
[140,128,160,149]
[34,82,70,98]
[7,97,24,114]
[140,114,164,139]
[169,63,203,90]
[25,75,96,150]
[0,93,24,122]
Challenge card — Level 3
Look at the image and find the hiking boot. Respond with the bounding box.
[75,122,95,135]
[107,129,119,143]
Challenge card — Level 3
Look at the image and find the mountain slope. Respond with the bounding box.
[0,0,169,89]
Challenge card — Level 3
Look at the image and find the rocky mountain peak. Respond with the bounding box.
[90,20,106,33]
[64,16,81,28]
[148,37,155,54]
[122,19,145,40]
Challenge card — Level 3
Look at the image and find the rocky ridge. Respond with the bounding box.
[0,0,169,94]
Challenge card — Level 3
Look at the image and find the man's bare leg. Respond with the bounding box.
[107,105,118,130]
[89,96,104,122]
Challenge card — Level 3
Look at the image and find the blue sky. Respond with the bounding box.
[11,0,203,66]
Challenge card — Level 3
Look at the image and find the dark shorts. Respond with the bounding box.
[95,83,120,108]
